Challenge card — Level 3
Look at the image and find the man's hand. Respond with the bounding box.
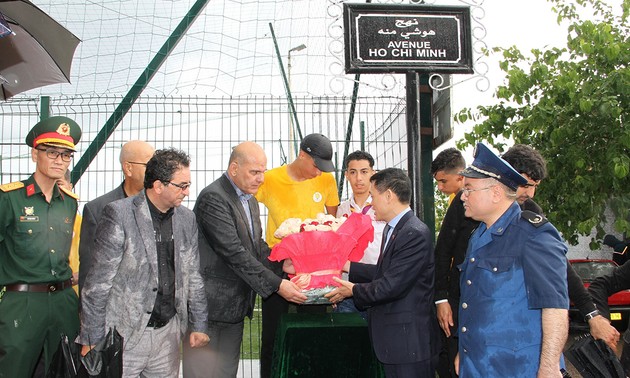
[189,332,210,348]
[282,259,295,275]
[277,279,307,304]
[436,302,454,337]
[324,277,354,304]
[454,352,459,376]
[589,315,620,351]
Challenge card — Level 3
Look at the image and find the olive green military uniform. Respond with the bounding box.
[0,176,80,377]
[0,116,82,378]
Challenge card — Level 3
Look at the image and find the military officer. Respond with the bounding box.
[456,143,569,378]
[0,116,82,377]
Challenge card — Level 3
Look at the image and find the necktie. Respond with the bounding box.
[239,195,254,241]
[380,224,392,253]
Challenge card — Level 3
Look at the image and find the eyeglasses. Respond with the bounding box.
[462,186,495,196]
[36,148,73,162]
[164,181,191,191]
[127,161,147,166]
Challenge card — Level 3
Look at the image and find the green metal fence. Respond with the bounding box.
[0,94,407,375]
[1,95,408,204]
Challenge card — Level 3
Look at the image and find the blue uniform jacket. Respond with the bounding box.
[458,202,569,377]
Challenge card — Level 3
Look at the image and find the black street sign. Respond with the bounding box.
[344,4,473,74]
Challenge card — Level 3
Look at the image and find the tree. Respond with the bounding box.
[434,181,451,239]
[455,0,629,247]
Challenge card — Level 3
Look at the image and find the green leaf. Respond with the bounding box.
[457,0,630,246]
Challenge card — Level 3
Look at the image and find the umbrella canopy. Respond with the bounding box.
[0,0,80,100]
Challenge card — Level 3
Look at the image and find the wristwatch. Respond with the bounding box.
[584,309,601,321]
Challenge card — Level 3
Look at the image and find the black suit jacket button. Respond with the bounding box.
[153,288,158,292]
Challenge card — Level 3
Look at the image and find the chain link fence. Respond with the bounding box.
[1,94,407,376]
[1,95,408,205]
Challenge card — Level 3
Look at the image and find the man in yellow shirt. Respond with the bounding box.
[256,134,339,247]
[255,133,339,378]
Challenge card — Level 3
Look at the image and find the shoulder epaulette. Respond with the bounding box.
[521,210,548,228]
[0,181,25,192]
[59,186,80,200]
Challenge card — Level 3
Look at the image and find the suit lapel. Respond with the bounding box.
[220,175,256,246]
[172,207,183,273]
[378,211,414,265]
[133,192,159,276]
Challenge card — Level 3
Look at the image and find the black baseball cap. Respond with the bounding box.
[300,133,335,172]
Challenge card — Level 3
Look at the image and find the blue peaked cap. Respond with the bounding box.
[459,143,528,191]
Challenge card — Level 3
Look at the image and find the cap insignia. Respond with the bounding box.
[56,123,71,136]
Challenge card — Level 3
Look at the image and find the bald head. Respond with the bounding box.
[229,141,265,166]
[120,140,155,165]
[120,140,155,196]
[228,141,267,194]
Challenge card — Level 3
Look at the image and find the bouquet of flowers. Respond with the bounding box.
[269,212,374,304]
[273,213,347,239]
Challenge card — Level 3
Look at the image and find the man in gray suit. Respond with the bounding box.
[79,148,209,377]
[78,140,154,292]
[183,141,306,378]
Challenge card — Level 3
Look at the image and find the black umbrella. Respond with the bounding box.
[565,334,625,378]
[47,334,81,378]
[80,327,124,378]
[47,328,123,378]
[0,0,80,100]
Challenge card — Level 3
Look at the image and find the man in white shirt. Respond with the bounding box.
[335,150,385,318]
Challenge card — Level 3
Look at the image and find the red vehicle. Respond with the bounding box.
[569,259,630,331]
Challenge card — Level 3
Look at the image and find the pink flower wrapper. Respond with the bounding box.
[269,212,374,290]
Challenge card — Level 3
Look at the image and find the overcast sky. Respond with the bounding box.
[434,0,623,157]
[8,0,623,153]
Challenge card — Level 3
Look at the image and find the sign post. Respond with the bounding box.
[344,3,473,225]
[344,4,473,74]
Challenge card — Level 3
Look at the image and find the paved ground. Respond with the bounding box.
[179,359,260,378]
[175,332,623,378]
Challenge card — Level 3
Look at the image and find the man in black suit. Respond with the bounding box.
[183,141,306,378]
[431,148,478,378]
[502,144,619,347]
[327,168,440,377]
[78,140,154,292]
[589,257,630,365]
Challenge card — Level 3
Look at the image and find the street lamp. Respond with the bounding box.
[287,44,306,159]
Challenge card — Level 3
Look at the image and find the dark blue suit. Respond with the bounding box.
[350,210,440,376]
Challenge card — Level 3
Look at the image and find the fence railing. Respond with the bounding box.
[0,94,408,376]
